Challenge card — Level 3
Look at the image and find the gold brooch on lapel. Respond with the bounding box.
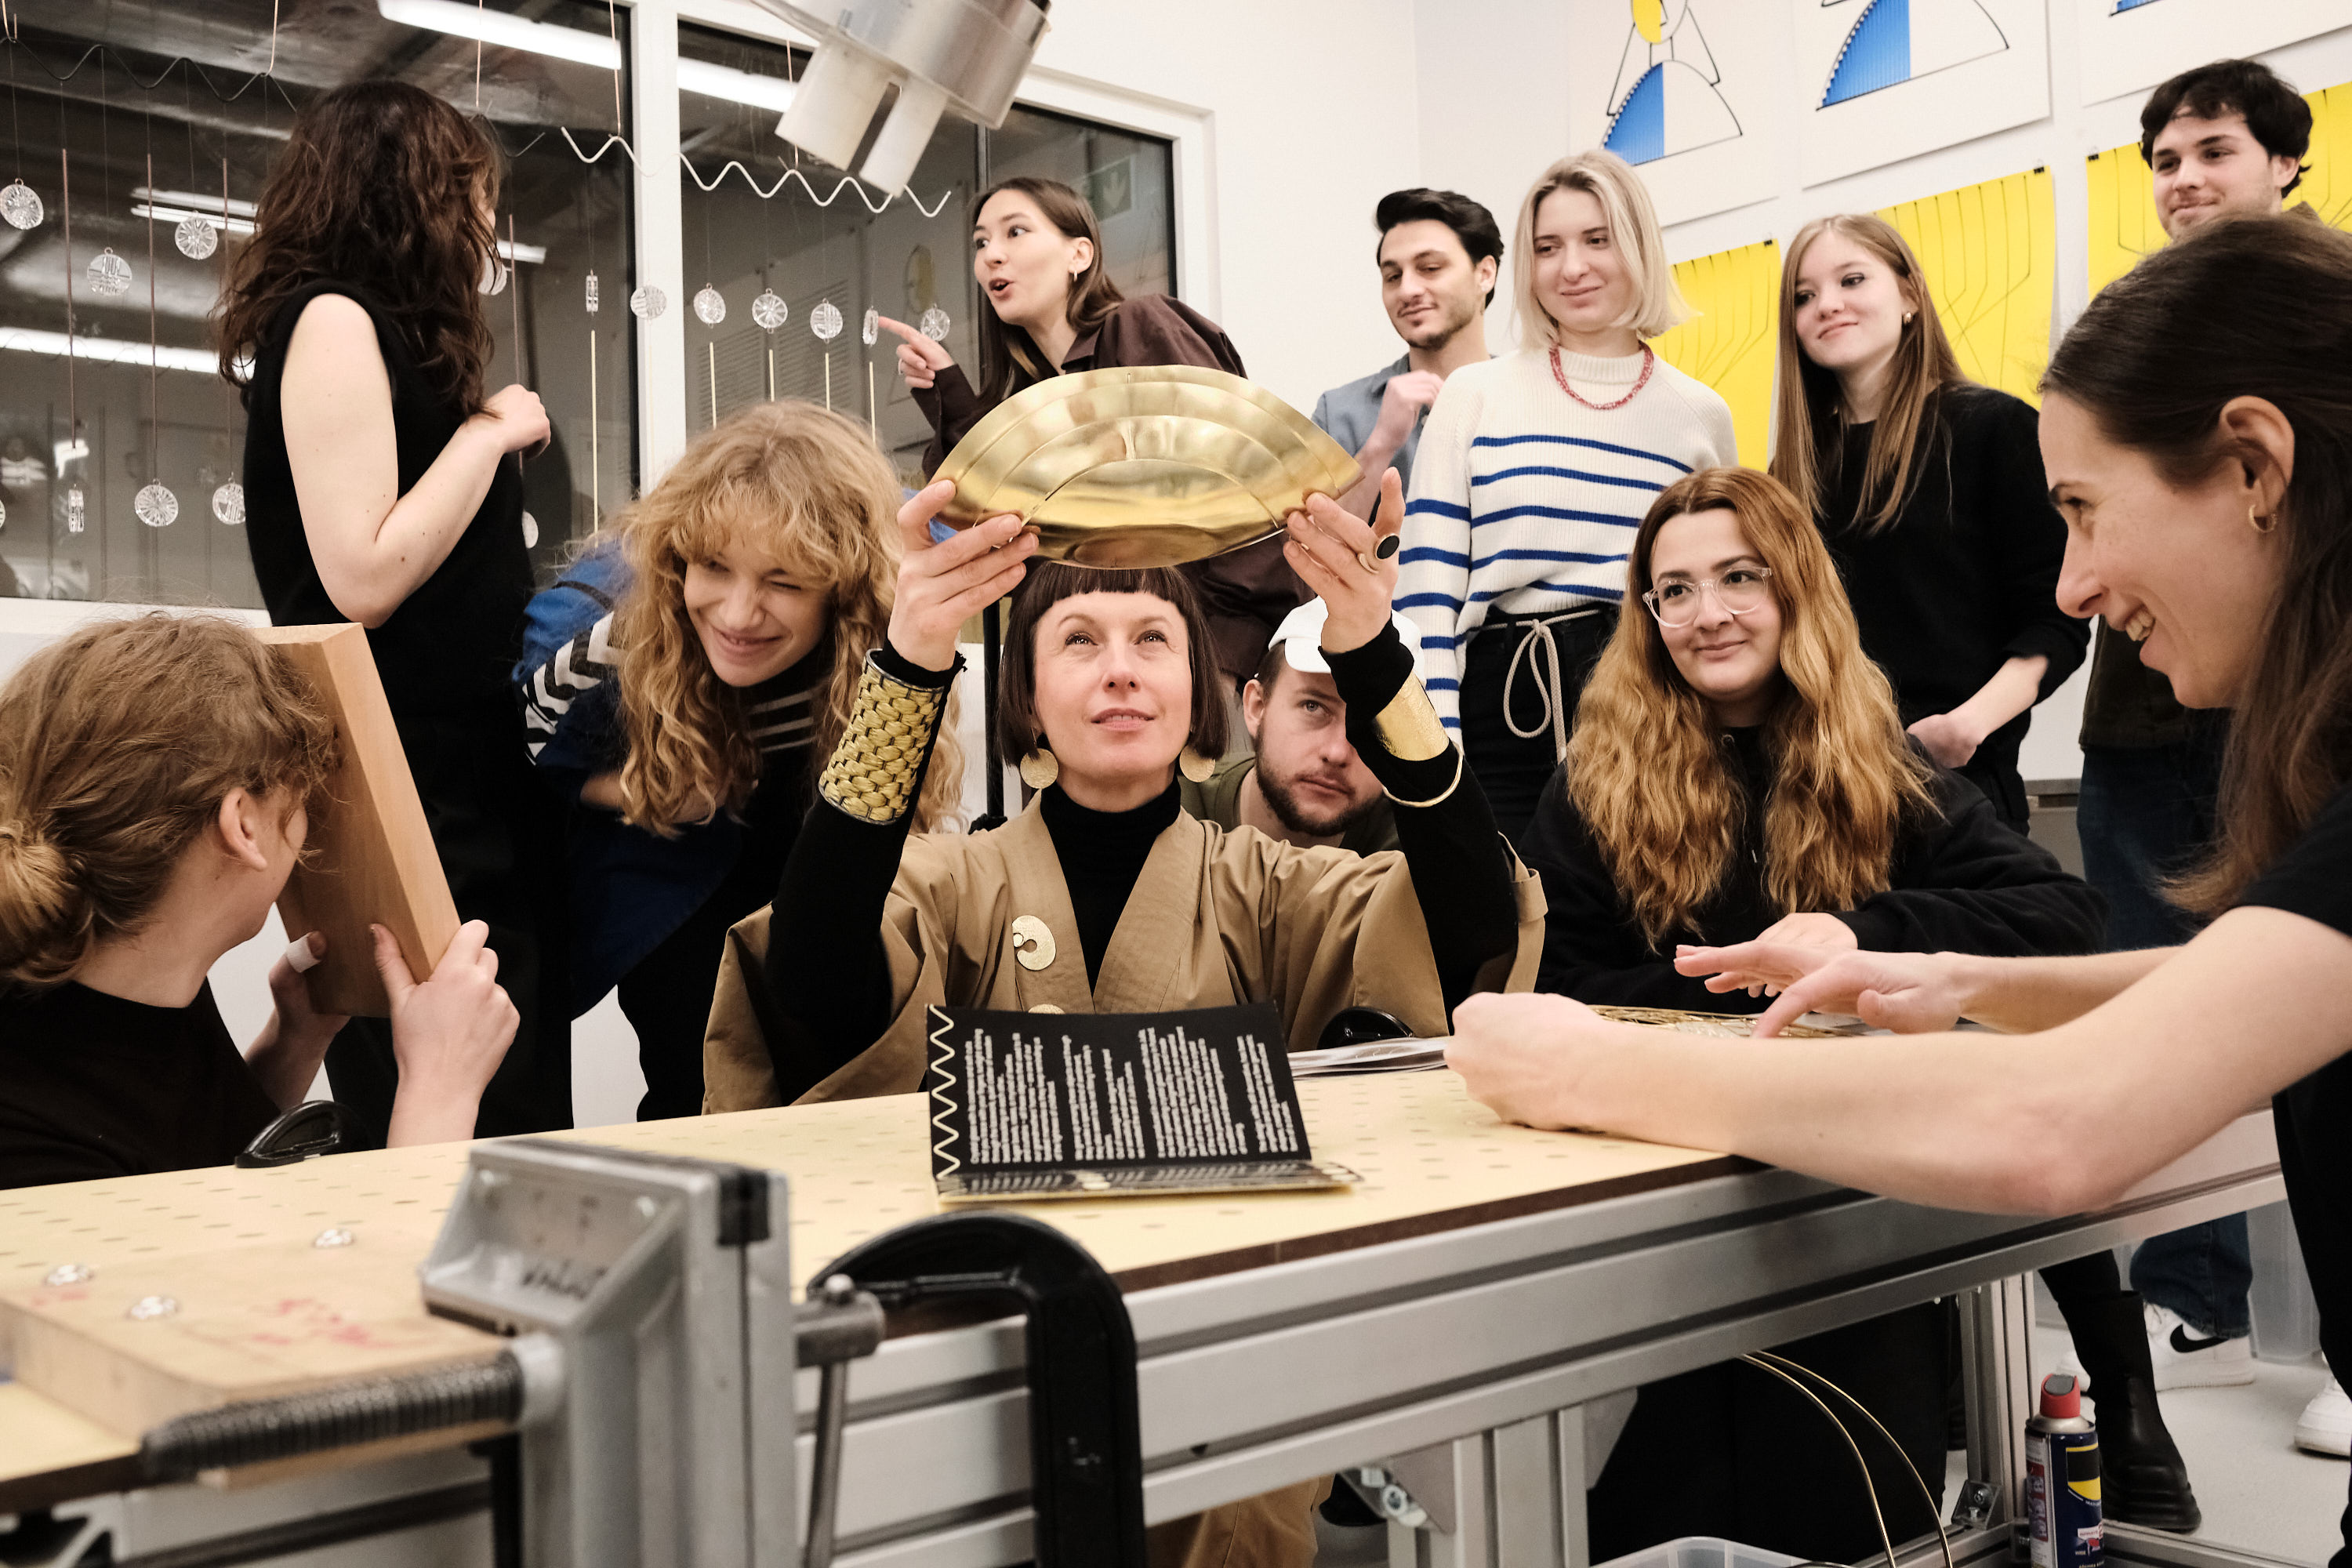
[1010,915,1057,972]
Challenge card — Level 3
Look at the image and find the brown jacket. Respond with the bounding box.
[914,292,1306,684]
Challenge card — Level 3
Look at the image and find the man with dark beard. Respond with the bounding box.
[1312,188,1501,518]
[1181,601,1403,853]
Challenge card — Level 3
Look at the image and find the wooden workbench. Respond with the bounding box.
[0,1071,1733,1508]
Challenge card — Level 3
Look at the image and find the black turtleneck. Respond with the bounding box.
[1040,782,1181,987]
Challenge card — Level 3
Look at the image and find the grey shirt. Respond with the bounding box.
[1311,354,1423,495]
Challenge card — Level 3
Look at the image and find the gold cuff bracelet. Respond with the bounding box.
[818,657,949,824]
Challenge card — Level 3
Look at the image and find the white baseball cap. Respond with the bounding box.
[1265,600,1426,680]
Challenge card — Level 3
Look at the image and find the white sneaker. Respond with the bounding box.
[2145,1302,2255,1391]
[2296,1377,2352,1457]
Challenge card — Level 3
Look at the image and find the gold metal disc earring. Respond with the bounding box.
[1018,745,1060,789]
[1178,746,1217,784]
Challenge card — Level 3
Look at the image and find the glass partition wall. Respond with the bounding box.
[0,1,635,605]
[0,3,1171,606]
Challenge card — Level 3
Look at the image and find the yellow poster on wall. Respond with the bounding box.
[1875,168,2056,408]
[1653,238,1779,468]
[2087,78,2352,299]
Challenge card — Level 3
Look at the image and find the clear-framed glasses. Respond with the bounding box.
[1642,564,1775,628]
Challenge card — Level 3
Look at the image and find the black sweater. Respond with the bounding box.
[763,623,1516,1094]
[1818,385,2089,820]
[1520,728,2107,1013]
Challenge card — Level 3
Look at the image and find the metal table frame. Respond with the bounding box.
[10,1114,2291,1568]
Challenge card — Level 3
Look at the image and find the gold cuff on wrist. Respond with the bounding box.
[1372,679,1451,763]
[818,657,948,823]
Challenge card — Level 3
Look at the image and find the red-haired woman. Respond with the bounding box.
[220,80,568,1145]
[1517,466,2107,1563]
[878,176,1296,713]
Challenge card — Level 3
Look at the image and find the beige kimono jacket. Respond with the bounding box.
[704,795,1545,1111]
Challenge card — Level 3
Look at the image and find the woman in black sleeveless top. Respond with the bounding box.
[220,80,569,1145]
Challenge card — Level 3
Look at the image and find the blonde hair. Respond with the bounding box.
[1569,467,1933,946]
[0,614,339,990]
[608,401,960,834]
[1770,214,1968,532]
[1512,149,1690,348]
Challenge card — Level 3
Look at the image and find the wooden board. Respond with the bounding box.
[251,625,459,1015]
[0,1073,1735,1474]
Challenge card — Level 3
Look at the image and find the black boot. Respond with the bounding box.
[2059,1289,2203,1534]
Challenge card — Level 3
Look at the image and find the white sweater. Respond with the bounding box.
[1395,347,1737,730]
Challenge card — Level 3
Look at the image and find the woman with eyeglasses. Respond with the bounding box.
[1772,216,2089,832]
[1515,466,2103,1562]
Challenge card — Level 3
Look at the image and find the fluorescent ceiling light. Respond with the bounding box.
[677,59,797,114]
[134,202,257,235]
[374,2,797,114]
[376,0,621,69]
[0,328,218,375]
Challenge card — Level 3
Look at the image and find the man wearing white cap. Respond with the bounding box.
[1181,601,1417,853]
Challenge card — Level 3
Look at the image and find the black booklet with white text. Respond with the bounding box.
[921,1002,1359,1202]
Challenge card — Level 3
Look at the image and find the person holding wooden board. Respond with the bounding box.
[1447,216,2352,1568]
[0,616,521,1189]
[220,80,571,1146]
[516,402,960,1120]
[701,469,1544,1568]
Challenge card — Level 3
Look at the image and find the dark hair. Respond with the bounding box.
[218,80,501,413]
[0,615,339,990]
[2042,216,2352,911]
[1250,638,1293,697]
[2139,59,2311,199]
[995,562,1229,764]
[971,177,1127,408]
[1374,187,1505,307]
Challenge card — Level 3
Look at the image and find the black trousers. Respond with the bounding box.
[1459,606,1619,844]
[324,713,573,1147]
[1589,1303,1952,1566]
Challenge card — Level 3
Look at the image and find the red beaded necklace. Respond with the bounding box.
[1550,343,1655,412]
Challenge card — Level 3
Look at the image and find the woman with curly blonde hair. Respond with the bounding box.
[519,401,958,1119]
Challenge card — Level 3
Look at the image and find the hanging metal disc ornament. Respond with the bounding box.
[212,481,245,525]
[630,284,666,320]
[135,482,179,528]
[919,306,951,342]
[1,179,42,230]
[174,216,219,260]
[751,290,787,331]
[0,496,8,530]
[693,285,726,325]
[87,248,132,297]
[861,307,879,347]
[521,510,539,549]
[65,485,85,534]
[811,299,843,342]
[585,270,600,315]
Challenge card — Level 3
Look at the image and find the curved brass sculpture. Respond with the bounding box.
[931,365,1363,568]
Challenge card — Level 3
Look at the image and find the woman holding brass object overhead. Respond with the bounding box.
[879,176,1302,700]
[704,468,1539,1567]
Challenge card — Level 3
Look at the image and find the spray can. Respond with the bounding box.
[2027,1372,2103,1568]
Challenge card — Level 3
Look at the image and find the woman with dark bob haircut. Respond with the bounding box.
[700,473,1544,1567]
[1450,213,2352,1567]
[218,79,568,1145]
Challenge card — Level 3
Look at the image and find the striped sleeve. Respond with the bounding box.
[1394,371,1479,731]
[521,611,619,761]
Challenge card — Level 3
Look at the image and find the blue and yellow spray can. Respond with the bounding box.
[2027,1372,2103,1568]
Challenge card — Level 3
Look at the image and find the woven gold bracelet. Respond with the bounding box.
[817,656,950,823]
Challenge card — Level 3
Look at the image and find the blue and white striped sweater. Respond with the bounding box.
[1392,348,1737,728]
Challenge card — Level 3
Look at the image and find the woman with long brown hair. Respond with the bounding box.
[1516,466,2104,1564]
[217,78,568,1146]
[0,615,519,1187]
[517,401,959,1118]
[876,176,1298,714]
[1455,216,2352,1558]
[1772,214,2088,830]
